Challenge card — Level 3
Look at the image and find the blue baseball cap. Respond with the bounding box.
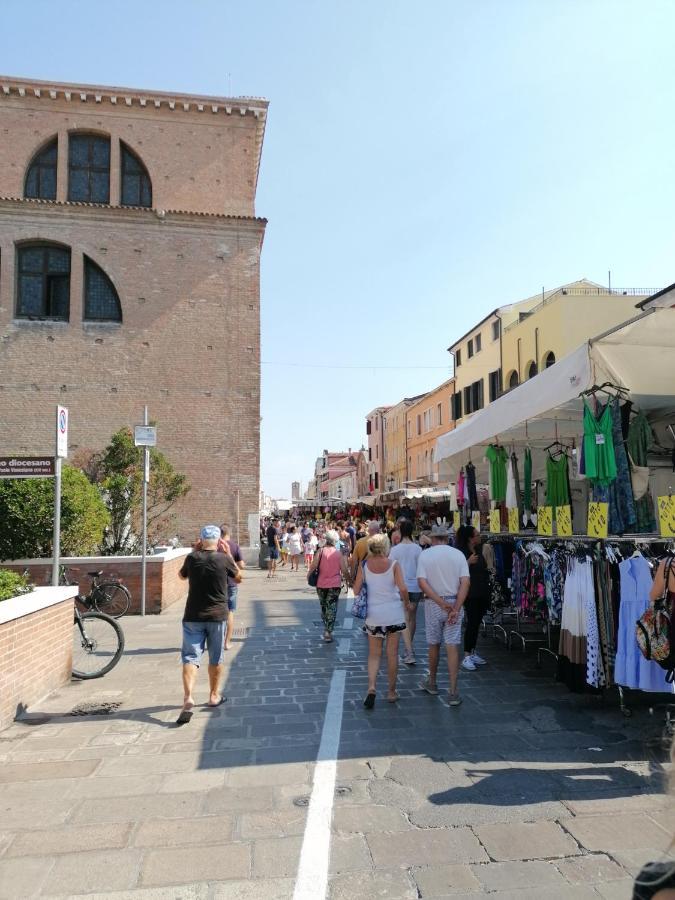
[200,525,221,541]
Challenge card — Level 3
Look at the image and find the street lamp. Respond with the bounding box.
[337,485,343,500]
[386,474,395,492]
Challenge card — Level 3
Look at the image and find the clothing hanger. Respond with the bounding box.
[579,381,630,400]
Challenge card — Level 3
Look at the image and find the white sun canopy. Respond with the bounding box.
[436,307,675,483]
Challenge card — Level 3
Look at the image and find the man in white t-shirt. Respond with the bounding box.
[416,525,470,706]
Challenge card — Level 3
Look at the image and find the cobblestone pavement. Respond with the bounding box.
[0,568,673,898]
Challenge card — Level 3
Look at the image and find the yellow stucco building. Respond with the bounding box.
[500,279,651,389]
[447,280,652,428]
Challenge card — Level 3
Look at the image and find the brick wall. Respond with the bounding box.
[0,79,267,545]
[3,550,189,615]
[0,595,73,732]
[0,203,263,544]
[0,81,266,216]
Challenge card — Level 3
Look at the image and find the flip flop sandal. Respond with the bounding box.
[176,709,193,725]
[363,692,376,709]
[387,693,400,703]
[207,696,228,708]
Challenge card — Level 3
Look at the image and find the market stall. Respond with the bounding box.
[436,307,675,534]
[435,307,675,711]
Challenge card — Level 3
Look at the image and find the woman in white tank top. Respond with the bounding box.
[352,534,410,707]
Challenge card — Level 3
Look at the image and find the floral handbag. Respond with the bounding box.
[351,563,368,619]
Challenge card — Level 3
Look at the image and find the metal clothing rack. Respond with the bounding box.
[483,532,675,727]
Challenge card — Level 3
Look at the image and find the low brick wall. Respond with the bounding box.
[4,549,190,615]
[0,587,77,732]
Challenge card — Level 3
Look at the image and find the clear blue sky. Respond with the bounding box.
[5,1,675,498]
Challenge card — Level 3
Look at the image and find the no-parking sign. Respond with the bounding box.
[56,405,68,458]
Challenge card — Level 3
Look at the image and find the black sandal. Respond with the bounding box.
[363,692,376,710]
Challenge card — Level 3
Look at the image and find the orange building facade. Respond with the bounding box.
[405,378,455,485]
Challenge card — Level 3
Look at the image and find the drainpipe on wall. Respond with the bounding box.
[517,338,522,384]
[535,327,539,373]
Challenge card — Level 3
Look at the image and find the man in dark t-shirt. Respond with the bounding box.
[266,518,280,578]
[177,525,240,724]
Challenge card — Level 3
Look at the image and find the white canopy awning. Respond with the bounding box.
[436,307,675,483]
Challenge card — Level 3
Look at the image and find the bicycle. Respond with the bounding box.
[72,606,125,679]
[60,566,132,619]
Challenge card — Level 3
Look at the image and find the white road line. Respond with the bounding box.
[341,616,353,630]
[337,638,351,656]
[293,668,346,900]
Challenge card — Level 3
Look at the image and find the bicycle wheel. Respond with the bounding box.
[72,612,125,679]
[93,582,131,618]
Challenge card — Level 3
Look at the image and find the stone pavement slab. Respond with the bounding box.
[554,852,628,884]
[329,868,418,899]
[411,863,481,896]
[0,856,53,899]
[473,820,581,861]
[367,827,488,867]
[140,843,251,887]
[133,814,235,848]
[470,859,570,892]
[564,812,671,852]
[6,823,132,858]
[42,849,143,895]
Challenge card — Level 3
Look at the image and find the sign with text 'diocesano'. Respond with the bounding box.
[0,457,55,478]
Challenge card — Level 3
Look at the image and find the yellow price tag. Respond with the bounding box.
[587,502,609,538]
[508,508,520,534]
[489,509,501,533]
[453,511,460,530]
[472,511,481,532]
[556,505,572,537]
[537,506,553,536]
[657,495,675,538]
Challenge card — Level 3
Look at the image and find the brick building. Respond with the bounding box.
[0,75,267,544]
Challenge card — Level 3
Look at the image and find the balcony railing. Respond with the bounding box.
[503,287,656,333]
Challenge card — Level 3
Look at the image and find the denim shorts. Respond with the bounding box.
[408,591,424,603]
[228,585,238,612]
[181,621,225,666]
[268,548,279,560]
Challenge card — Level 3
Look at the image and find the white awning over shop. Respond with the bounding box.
[436,307,675,483]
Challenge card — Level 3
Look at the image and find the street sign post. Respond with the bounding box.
[134,425,157,447]
[53,405,68,586]
[134,409,153,616]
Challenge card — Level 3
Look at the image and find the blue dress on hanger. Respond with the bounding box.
[615,556,673,693]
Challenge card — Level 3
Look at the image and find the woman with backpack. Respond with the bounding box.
[308,529,351,643]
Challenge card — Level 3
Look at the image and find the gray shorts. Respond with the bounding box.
[425,596,464,646]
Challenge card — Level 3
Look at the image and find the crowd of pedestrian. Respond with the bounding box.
[175,514,496,723]
[260,514,496,710]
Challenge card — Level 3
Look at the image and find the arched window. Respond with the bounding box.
[528,361,538,379]
[84,256,122,322]
[544,351,556,369]
[16,244,70,320]
[68,134,110,203]
[120,143,152,207]
[24,138,57,200]
[508,370,519,390]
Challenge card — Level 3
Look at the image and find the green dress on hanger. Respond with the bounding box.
[546,453,570,510]
[582,400,616,486]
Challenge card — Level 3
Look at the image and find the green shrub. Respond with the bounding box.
[0,466,109,561]
[0,569,33,602]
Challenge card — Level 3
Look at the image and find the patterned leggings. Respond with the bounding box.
[317,587,340,632]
